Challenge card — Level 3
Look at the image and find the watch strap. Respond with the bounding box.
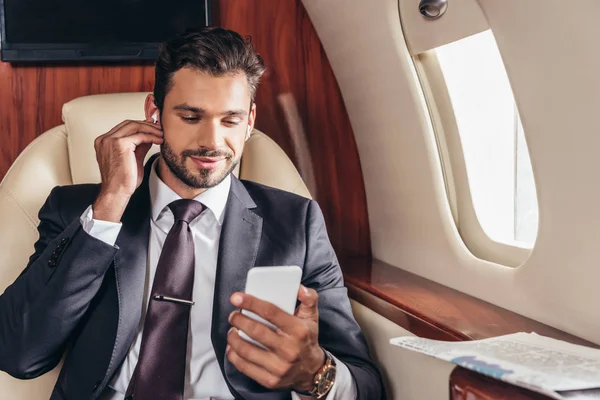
[295,350,336,398]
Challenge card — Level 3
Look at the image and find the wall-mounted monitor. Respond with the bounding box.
[0,0,212,62]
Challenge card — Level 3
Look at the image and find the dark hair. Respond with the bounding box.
[154,27,266,111]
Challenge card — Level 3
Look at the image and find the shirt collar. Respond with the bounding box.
[149,158,231,225]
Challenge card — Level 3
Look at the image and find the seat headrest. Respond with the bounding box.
[60,93,310,200]
[63,92,153,184]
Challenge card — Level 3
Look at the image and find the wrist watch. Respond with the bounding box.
[296,350,337,399]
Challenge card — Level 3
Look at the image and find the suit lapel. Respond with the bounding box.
[99,168,287,398]
[100,156,155,388]
[212,177,274,399]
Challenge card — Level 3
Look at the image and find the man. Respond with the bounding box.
[0,28,384,400]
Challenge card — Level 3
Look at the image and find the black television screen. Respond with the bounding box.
[0,0,212,62]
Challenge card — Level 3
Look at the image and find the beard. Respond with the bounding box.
[161,140,239,189]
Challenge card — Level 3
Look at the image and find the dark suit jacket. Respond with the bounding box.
[0,157,384,399]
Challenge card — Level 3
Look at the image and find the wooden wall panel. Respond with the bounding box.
[450,367,551,400]
[218,0,371,258]
[345,258,599,347]
[0,0,370,259]
[0,62,155,178]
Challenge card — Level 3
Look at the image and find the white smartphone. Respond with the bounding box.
[238,266,303,349]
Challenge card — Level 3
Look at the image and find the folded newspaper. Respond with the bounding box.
[390,332,600,399]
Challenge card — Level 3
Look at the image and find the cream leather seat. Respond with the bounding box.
[0,93,311,399]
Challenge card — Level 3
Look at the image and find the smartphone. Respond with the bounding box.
[238,266,303,349]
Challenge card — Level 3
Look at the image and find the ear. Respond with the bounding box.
[246,103,257,141]
[144,94,160,123]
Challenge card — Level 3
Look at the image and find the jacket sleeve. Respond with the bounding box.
[0,186,119,379]
[302,200,386,400]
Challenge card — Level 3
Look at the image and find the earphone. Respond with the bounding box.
[152,112,158,124]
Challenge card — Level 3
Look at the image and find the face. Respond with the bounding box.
[150,67,256,189]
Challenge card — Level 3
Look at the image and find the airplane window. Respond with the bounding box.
[434,30,538,247]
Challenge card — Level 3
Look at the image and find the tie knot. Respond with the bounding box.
[168,199,205,224]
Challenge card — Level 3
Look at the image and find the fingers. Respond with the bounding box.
[294,285,319,320]
[110,120,163,139]
[98,119,131,140]
[96,133,163,155]
[95,119,138,144]
[227,290,323,391]
[95,124,163,154]
[228,311,284,350]
[227,328,285,377]
[230,293,297,333]
[226,346,281,390]
[95,120,163,149]
[134,142,153,156]
[108,119,134,134]
[126,132,164,147]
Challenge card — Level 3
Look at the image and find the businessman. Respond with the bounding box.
[0,28,384,399]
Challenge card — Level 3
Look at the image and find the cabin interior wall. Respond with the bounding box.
[302,0,600,343]
[0,0,370,260]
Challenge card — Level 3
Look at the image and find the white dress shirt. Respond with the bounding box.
[80,160,356,400]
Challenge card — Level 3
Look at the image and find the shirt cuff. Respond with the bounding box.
[292,353,357,400]
[80,204,122,247]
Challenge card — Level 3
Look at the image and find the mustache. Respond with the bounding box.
[181,148,233,159]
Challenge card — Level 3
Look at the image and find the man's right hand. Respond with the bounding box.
[92,120,164,223]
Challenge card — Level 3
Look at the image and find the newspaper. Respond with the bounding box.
[390,332,600,399]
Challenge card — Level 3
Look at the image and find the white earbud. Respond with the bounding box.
[246,125,252,139]
[152,112,158,124]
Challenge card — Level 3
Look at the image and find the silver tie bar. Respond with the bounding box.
[153,295,195,306]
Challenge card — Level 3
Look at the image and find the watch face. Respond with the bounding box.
[317,367,337,393]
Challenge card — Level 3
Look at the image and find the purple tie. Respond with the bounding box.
[125,199,205,400]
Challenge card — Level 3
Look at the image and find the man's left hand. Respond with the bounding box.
[227,284,325,392]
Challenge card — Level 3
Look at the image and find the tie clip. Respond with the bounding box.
[153,295,195,306]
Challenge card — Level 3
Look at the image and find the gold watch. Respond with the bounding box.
[299,350,337,399]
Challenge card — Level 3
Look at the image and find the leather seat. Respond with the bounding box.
[0,92,311,399]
